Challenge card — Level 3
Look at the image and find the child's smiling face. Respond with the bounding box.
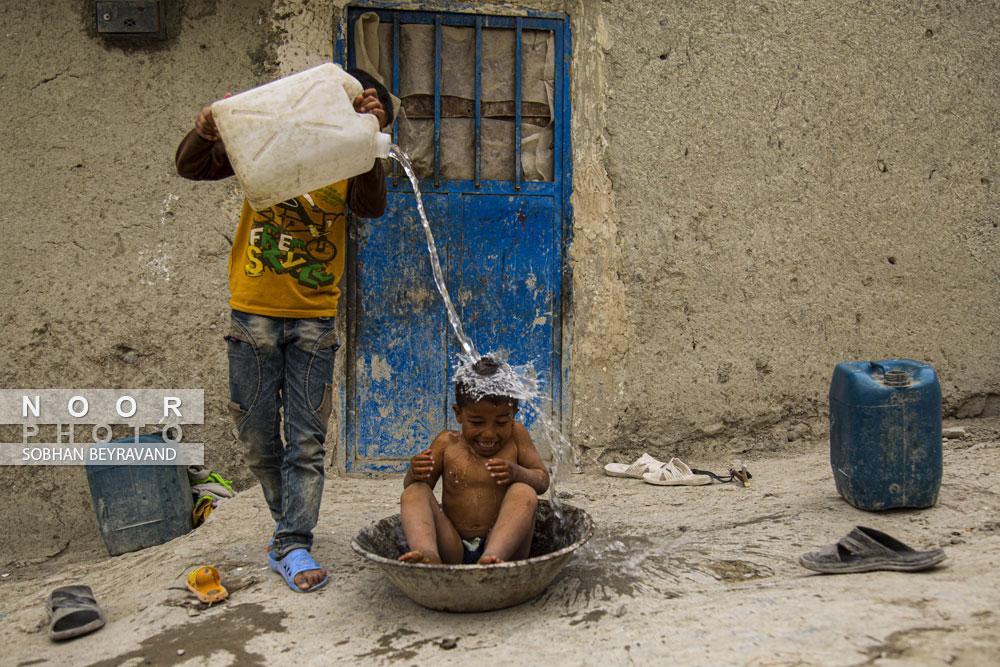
[453,399,518,457]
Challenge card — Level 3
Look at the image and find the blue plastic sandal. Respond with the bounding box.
[268,548,329,593]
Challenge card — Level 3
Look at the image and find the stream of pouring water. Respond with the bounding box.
[390,149,477,361]
[388,145,578,520]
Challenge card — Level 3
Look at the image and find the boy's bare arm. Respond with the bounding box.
[515,423,550,494]
[486,423,550,494]
[402,431,448,489]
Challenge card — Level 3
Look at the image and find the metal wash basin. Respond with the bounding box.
[351,500,594,612]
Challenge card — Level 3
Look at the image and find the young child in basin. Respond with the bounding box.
[398,356,550,565]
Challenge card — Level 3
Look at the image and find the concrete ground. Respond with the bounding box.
[2,419,998,666]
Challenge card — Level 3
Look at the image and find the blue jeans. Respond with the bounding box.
[225,309,339,559]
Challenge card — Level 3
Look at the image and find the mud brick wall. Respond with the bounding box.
[1,1,996,562]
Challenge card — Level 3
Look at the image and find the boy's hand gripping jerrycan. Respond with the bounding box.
[829,359,943,511]
[211,63,392,211]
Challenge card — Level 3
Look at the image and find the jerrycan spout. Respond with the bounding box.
[372,131,391,159]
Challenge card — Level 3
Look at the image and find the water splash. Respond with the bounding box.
[452,354,539,403]
[387,144,579,518]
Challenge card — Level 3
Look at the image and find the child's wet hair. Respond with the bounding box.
[455,356,519,410]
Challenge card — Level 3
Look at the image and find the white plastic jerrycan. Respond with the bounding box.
[211,63,392,211]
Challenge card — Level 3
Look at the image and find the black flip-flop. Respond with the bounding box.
[799,526,946,574]
[46,585,105,641]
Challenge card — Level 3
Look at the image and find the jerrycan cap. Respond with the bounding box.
[882,369,911,387]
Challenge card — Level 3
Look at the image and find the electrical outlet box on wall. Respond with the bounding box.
[96,1,166,40]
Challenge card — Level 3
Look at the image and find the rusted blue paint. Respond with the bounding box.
[343,5,571,472]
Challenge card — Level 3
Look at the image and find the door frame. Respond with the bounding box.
[334,1,573,472]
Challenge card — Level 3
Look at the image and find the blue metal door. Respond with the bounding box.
[342,7,571,472]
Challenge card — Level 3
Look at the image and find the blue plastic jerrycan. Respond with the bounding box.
[85,434,193,556]
[829,359,942,510]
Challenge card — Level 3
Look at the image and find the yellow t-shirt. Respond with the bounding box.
[228,181,348,318]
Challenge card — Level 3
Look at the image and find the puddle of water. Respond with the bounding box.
[86,603,283,667]
[536,523,777,606]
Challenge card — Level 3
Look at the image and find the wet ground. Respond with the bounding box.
[2,418,999,665]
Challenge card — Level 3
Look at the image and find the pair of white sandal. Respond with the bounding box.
[603,453,711,486]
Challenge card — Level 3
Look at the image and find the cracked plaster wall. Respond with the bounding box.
[596,0,999,462]
[1,0,997,563]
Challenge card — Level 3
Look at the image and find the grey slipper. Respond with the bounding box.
[46,585,105,641]
[799,526,946,574]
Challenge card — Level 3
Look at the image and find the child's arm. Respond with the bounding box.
[486,422,550,494]
[402,432,446,489]
[346,88,387,219]
[346,159,386,219]
[175,126,233,181]
[175,96,235,181]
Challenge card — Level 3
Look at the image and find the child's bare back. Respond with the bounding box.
[398,357,550,565]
